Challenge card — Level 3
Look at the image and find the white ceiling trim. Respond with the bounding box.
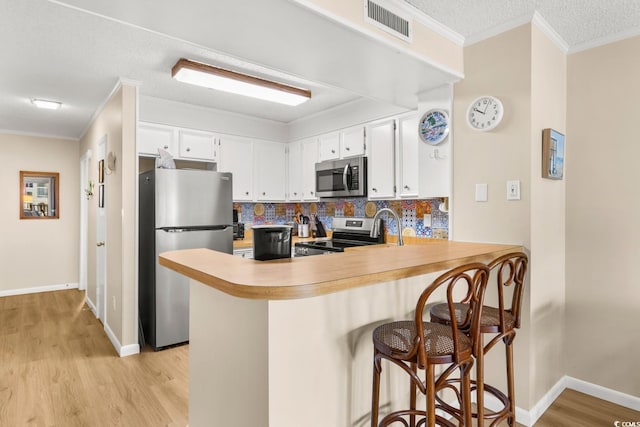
[78,78,140,140]
[532,11,569,54]
[0,128,79,142]
[388,0,465,46]
[569,26,640,54]
[292,0,464,79]
[463,11,534,47]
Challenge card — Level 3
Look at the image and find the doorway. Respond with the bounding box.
[96,136,107,322]
[79,149,91,291]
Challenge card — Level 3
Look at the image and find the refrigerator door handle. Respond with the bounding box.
[159,225,232,233]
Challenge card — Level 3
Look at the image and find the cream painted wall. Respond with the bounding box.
[529,24,567,405]
[454,22,568,413]
[0,133,79,293]
[566,36,640,396]
[79,84,138,351]
[299,0,463,74]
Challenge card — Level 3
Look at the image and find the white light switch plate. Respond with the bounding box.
[423,214,432,227]
[507,180,521,200]
[475,183,488,202]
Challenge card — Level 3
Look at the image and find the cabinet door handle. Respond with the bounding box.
[310,191,314,195]
[331,149,335,154]
[245,191,249,195]
[163,145,169,149]
[186,147,191,152]
[404,185,410,190]
[345,146,350,151]
[97,241,105,247]
[262,192,266,196]
[293,192,297,196]
[372,188,378,192]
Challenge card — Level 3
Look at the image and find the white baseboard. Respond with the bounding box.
[566,376,640,412]
[482,375,640,426]
[0,282,78,297]
[85,295,98,317]
[525,376,567,426]
[104,321,140,358]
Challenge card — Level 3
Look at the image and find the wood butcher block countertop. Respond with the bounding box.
[159,240,522,300]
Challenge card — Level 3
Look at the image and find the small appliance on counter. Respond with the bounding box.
[252,225,293,260]
[232,209,245,240]
[294,217,384,256]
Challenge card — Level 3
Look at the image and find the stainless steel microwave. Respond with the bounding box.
[315,156,367,198]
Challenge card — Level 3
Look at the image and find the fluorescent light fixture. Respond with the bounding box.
[172,58,311,106]
[31,98,62,110]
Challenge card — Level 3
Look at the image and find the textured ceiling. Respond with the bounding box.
[404,0,640,50]
[2,0,640,140]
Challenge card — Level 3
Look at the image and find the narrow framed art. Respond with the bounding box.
[542,128,565,180]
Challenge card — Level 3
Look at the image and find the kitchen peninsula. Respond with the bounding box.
[160,240,521,427]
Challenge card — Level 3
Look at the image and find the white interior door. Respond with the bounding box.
[79,150,91,291]
[96,136,107,322]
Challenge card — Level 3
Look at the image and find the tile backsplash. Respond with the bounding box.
[234,197,449,239]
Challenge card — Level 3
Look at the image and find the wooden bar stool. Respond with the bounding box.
[371,263,490,427]
[429,252,528,427]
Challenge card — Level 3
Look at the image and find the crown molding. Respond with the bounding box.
[569,26,640,54]
[532,11,569,53]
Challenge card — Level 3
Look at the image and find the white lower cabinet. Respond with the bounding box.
[219,136,254,201]
[367,119,396,200]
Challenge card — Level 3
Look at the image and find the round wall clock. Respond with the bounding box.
[467,95,504,131]
[418,109,450,145]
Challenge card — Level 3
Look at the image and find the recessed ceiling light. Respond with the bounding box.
[171,58,311,106]
[31,98,62,110]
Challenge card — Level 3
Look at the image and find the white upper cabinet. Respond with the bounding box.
[301,138,319,201]
[340,126,366,158]
[138,123,177,157]
[219,136,253,201]
[318,132,340,162]
[288,137,319,202]
[178,129,218,161]
[367,119,396,200]
[254,141,286,202]
[287,141,303,201]
[397,114,419,198]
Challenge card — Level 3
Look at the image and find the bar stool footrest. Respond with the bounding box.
[434,378,512,426]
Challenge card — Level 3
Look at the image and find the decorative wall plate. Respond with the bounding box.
[419,109,450,145]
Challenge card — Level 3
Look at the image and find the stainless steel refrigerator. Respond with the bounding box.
[139,168,233,350]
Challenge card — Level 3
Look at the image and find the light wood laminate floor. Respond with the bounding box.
[1,290,638,426]
[0,290,188,427]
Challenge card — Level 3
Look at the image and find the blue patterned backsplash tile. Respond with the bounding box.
[234,197,449,240]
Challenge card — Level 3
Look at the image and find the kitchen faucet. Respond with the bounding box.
[370,208,404,246]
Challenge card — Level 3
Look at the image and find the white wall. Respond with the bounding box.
[0,133,80,294]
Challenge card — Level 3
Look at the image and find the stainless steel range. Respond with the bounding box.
[294,217,384,256]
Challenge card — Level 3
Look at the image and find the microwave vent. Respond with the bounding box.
[365,0,412,42]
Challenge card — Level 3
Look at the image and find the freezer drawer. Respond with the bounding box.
[140,227,232,349]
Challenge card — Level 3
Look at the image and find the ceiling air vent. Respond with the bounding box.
[364,0,412,42]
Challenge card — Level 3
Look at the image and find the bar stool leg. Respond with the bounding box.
[426,364,436,427]
[476,335,485,427]
[371,355,381,427]
[505,340,516,427]
[410,362,417,427]
[461,361,474,427]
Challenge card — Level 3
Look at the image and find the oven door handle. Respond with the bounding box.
[342,163,351,191]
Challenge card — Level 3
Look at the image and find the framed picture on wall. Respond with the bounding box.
[98,184,104,208]
[98,159,104,183]
[542,128,565,180]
